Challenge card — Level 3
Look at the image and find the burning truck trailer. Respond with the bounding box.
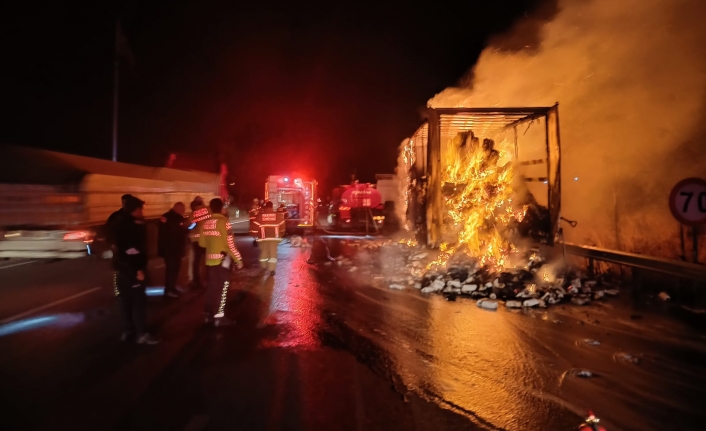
[366,105,616,307]
[402,105,562,251]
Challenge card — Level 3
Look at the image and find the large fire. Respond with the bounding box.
[395,138,415,232]
[428,131,527,270]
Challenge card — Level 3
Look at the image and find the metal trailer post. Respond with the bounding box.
[426,110,441,246]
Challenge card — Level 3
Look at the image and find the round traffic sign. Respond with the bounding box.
[669,177,706,226]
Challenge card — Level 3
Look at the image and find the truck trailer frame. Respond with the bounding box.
[406,105,562,246]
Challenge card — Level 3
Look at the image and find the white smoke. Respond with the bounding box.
[429,0,706,259]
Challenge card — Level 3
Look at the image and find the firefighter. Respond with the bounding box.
[253,201,285,276]
[249,198,261,246]
[199,198,243,326]
[158,202,188,298]
[114,196,159,344]
[188,196,211,288]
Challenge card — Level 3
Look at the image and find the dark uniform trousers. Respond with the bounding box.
[164,254,182,294]
[192,242,206,285]
[205,265,231,318]
[114,271,147,335]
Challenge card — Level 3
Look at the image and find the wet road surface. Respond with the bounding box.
[0,237,705,430]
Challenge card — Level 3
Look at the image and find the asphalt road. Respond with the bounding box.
[1,235,705,431]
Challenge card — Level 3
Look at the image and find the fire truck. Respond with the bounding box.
[264,175,317,232]
[326,182,385,233]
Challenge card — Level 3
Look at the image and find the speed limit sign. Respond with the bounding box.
[669,178,706,226]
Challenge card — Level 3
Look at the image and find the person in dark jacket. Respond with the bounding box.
[158,202,188,298]
[115,196,159,345]
[106,194,133,297]
[105,194,133,247]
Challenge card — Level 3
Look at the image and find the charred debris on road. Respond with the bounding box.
[312,238,621,311]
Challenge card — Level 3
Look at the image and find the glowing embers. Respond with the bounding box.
[0,313,85,337]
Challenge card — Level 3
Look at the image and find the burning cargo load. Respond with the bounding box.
[434,132,525,270]
[398,106,562,269]
[358,105,623,308]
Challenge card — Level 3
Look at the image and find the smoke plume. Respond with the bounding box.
[429,0,706,259]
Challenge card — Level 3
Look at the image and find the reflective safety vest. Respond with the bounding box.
[253,210,285,241]
[188,205,211,242]
[249,207,260,238]
[198,213,242,266]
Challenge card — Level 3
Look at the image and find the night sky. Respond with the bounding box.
[1,0,544,200]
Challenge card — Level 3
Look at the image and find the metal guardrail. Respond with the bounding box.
[559,242,706,282]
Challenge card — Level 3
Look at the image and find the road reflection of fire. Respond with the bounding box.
[425,298,541,429]
[260,250,322,349]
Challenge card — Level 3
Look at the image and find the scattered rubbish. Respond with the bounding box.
[335,239,624,312]
[290,236,303,247]
[461,284,478,293]
[614,352,640,365]
[584,339,600,346]
[477,298,498,310]
[411,253,428,261]
[571,296,591,306]
[421,280,445,294]
[658,292,670,301]
[576,370,593,378]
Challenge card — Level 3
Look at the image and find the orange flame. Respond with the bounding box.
[429,132,527,271]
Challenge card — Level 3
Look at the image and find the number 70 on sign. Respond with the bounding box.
[669,178,706,226]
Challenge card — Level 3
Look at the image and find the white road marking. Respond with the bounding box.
[229,219,250,224]
[0,286,102,324]
[0,260,38,270]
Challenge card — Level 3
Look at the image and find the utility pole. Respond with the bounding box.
[111,19,120,162]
